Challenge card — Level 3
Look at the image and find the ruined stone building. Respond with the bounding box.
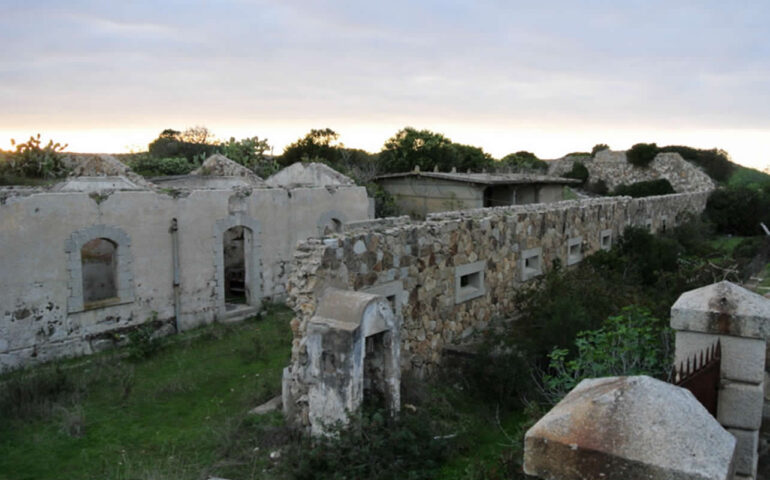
[282,190,712,432]
[0,155,370,370]
[375,170,580,218]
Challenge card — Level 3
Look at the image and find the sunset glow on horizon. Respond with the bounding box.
[2,1,769,171]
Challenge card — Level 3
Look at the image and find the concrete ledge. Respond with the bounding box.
[719,381,764,430]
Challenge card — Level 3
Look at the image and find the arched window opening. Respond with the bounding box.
[322,218,343,235]
[81,238,117,305]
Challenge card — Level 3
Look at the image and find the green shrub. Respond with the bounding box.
[584,179,608,195]
[591,144,609,156]
[541,306,672,404]
[127,320,162,361]
[612,179,675,197]
[0,134,69,180]
[562,161,588,184]
[148,128,219,162]
[366,182,400,217]
[500,151,548,172]
[128,155,197,176]
[706,187,770,235]
[626,143,659,167]
[659,145,735,183]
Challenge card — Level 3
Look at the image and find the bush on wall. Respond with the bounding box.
[613,179,675,197]
[626,143,659,167]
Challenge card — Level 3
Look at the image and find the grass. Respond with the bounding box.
[707,235,745,256]
[0,303,538,480]
[0,304,294,480]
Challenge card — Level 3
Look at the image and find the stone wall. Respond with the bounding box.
[285,191,711,382]
[548,150,717,193]
[0,183,370,370]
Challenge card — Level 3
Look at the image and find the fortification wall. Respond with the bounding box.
[548,150,716,193]
[0,185,369,370]
[285,192,711,381]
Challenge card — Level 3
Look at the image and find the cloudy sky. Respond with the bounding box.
[2,0,769,169]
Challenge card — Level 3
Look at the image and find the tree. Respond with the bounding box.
[500,151,548,172]
[378,127,492,173]
[279,128,343,166]
[180,126,214,145]
[221,136,277,177]
[148,127,219,162]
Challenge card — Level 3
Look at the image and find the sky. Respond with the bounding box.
[1,0,769,170]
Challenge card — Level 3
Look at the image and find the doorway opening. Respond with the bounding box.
[223,225,247,307]
[363,331,388,410]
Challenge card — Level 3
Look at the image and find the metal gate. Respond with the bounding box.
[671,341,721,416]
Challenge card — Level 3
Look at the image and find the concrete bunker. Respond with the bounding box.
[283,289,401,435]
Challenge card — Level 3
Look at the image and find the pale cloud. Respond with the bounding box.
[0,0,769,169]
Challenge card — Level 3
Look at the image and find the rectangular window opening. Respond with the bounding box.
[454,260,486,304]
[521,247,543,281]
[600,229,613,251]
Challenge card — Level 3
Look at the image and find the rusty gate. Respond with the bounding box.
[671,341,721,416]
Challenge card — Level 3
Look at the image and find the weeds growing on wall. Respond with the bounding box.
[0,134,69,183]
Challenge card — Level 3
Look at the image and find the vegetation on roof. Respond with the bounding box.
[0,134,70,185]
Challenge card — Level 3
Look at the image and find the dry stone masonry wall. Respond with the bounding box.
[286,192,711,381]
[549,150,717,193]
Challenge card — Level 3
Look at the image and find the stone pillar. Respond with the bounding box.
[671,281,770,480]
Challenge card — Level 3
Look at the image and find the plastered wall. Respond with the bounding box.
[0,185,369,370]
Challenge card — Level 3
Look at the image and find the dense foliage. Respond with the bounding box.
[612,178,675,197]
[0,134,69,182]
[706,186,770,235]
[499,151,548,172]
[378,127,493,174]
[624,142,735,182]
[626,142,659,167]
[541,306,671,403]
[279,128,343,167]
[561,161,588,184]
[128,154,198,176]
[659,145,735,183]
[148,127,219,162]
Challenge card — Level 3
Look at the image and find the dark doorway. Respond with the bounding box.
[363,331,388,410]
[223,226,247,304]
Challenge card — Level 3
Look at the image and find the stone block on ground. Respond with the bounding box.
[524,376,736,480]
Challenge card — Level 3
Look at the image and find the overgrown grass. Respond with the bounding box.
[0,304,294,480]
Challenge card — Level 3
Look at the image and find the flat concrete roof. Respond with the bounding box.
[374,171,581,186]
